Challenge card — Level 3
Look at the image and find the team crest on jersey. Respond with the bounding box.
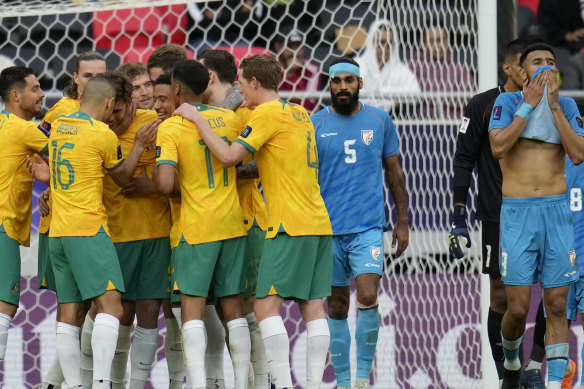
[370,246,381,261]
[570,250,577,266]
[241,126,252,138]
[459,117,470,134]
[493,106,502,120]
[361,130,373,145]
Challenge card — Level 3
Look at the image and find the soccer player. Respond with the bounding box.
[488,43,584,389]
[147,43,189,82]
[199,48,270,389]
[28,73,158,389]
[174,54,333,389]
[450,39,555,388]
[311,57,409,389]
[0,66,47,385]
[153,73,175,120]
[155,59,251,389]
[119,62,154,110]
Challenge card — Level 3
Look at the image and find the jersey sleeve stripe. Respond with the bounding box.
[235,138,256,154]
[156,160,177,167]
[106,160,124,171]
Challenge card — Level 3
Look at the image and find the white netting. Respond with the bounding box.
[2,1,485,388]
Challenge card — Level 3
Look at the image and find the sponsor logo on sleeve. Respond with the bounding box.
[361,130,374,145]
[320,132,337,138]
[117,145,122,160]
[156,146,161,158]
[240,126,252,138]
[577,117,583,129]
[493,106,502,121]
[459,117,470,133]
[370,246,381,261]
[38,122,51,137]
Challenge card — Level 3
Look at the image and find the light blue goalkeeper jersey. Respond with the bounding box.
[565,157,584,277]
[311,103,399,235]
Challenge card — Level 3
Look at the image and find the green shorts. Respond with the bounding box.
[49,227,125,303]
[169,248,181,305]
[37,231,56,292]
[0,225,21,306]
[256,233,332,301]
[115,237,171,301]
[244,225,266,298]
[172,236,245,298]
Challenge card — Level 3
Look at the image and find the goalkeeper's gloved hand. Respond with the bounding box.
[449,205,471,259]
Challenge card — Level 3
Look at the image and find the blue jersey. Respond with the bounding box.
[488,91,584,139]
[312,103,399,235]
[565,157,584,276]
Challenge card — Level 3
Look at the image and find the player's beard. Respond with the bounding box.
[331,89,359,115]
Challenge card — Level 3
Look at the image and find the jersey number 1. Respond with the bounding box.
[306,131,318,178]
[51,141,75,190]
[199,137,230,189]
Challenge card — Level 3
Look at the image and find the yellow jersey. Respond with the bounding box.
[103,109,171,243]
[234,106,268,231]
[48,111,123,237]
[38,97,80,234]
[0,110,49,245]
[234,99,332,239]
[157,103,246,245]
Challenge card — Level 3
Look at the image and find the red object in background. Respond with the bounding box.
[518,0,540,21]
[93,5,188,63]
[214,45,270,66]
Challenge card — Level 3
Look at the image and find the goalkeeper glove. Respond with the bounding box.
[449,205,471,259]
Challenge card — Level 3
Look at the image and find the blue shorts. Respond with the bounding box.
[332,227,383,287]
[567,277,584,321]
[499,195,578,289]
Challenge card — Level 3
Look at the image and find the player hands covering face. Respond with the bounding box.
[330,73,360,116]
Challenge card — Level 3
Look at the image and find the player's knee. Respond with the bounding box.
[545,297,568,319]
[506,302,529,321]
[327,297,349,318]
[357,291,378,308]
[490,288,508,313]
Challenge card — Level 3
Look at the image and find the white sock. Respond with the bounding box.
[129,326,159,389]
[203,305,226,382]
[258,316,292,389]
[0,313,11,365]
[164,318,185,388]
[92,313,120,387]
[246,312,269,389]
[526,360,543,371]
[110,324,131,386]
[305,319,330,389]
[227,318,251,389]
[80,313,94,387]
[43,354,65,386]
[56,322,82,388]
[548,382,561,389]
[182,319,206,389]
[172,307,182,327]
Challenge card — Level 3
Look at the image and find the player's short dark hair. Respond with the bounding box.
[81,74,115,105]
[173,60,209,96]
[147,44,189,73]
[199,49,237,84]
[329,56,360,70]
[63,51,106,99]
[155,73,172,86]
[239,54,280,91]
[519,43,556,66]
[101,70,132,102]
[0,66,35,103]
[504,39,530,62]
[118,62,148,82]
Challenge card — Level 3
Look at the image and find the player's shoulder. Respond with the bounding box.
[311,106,332,126]
[135,108,159,122]
[494,91,522,107]
[559,96,579,112]
[466,87,500,108]
[43,97,79,122]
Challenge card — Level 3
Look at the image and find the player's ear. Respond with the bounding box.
[9,88,20,103]
[519,67,528,83]
[358,77,363,89]
[502,62,511,77]
[105,96,115,112]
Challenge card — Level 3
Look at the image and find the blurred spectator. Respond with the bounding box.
[118,62,154,110]
[259,0,322,48]
[409,25,474,118]
[562,51,584,90]
[0,55,15,111]
[355,19,420,114]
[147,43,189,82]
[273,28,322,113]
[538,0,584,54]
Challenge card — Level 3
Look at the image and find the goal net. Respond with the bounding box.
[0,0,492,388]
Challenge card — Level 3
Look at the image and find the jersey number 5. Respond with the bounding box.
[344,139,356,164]
[51,141,75,190]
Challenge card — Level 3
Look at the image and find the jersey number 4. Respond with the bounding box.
[51,141,75,190]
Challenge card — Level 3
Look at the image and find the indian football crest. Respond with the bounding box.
[570,250,577,266]
[361,130,374,145]
[370,246,381,261]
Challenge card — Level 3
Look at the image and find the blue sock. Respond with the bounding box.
[328,316,351,387]
[501,332,523,369]
[546,343,569,383]
[355,306,379,380]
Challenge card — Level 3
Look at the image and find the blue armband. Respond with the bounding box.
[515,103,534,120]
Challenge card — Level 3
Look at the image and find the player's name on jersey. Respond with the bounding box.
[292,111,311,123]
[207,116,226,129]
[55,123,80,135]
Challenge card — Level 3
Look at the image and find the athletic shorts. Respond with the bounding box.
[115,237,171,301]
[0,224,21,306]
[37,231,56,292]
[567,277,584,321]
[256,233,332,301]
[172,236,246,298]
[499,195,578,289]
[332,227,384,287]
[49,227,125,303]
[481,221,501,276]
[169,248,181,305]
[244,225,266,298]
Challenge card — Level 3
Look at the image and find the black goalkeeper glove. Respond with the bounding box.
[449,205,471,259]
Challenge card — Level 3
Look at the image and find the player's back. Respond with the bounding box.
[566,157,584,275]
[49,111,121,238]
[0,110,48,245]
[157,104,245,245]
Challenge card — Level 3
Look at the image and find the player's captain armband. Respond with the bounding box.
[38,122,51,137]
[459,117,470,133]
